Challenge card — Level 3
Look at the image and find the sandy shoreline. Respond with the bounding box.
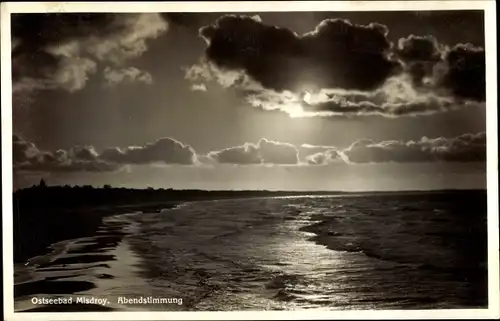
[14,212,147,312]
[14,201,180,264]
[13,202,178,312]
[13,191,488,311]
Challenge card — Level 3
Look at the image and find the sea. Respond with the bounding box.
[14,191,488,311]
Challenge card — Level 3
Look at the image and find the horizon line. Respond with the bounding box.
[14,183,487,194]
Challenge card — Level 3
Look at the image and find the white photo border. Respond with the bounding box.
[1,1,498,320]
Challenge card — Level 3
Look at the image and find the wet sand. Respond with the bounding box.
[15,280,96,297]
[14,203,178,312]
[14,191,488,311]
[14,201,179,264]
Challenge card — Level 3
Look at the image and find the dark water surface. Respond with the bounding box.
[14,191,488,311]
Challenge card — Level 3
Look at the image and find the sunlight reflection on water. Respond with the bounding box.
[14,193,488,311]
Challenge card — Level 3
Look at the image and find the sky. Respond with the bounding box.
[11,10,487,191]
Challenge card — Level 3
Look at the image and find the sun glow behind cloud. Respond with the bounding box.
[303,91,313,105]
[185,14,485,121]
[10,10,488,193]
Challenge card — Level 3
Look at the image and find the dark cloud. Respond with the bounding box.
[207,143,262,165]
[396,36,485,101]
[396,35,444,86]
[207,138,299,165]
[161,12,223,29]
[99,138,197,165]
[344,132,486,163]
[205,132,485,166]
[13,135,197,173]
[11,13,167,98]
[13,135,118,172]
[190,14,485,119]
[258,139,299,164]
[199,15,401,92]
[397,35,443,62]
[11,14,116,48]
[301,19,401,91]
[440,43,485,101]
[430,132,486,162]
[13,132,485,173]
[68,146,99,161]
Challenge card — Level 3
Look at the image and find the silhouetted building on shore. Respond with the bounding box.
[39,179,47,188]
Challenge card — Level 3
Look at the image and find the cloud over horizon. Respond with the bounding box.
[99,138,197,165]
[344,132,486,163]
[13,132,486,174]
[13,135,119,173]
[13,135,198,173]
[207,138,300,165]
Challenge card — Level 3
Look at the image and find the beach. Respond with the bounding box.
[13,191,488,311]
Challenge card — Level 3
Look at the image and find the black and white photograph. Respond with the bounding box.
[2,1,499,319]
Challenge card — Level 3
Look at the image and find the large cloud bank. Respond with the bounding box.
[186,15,485,118]
[14,132,486,173]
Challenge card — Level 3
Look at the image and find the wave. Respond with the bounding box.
[298,195,487,278]
[15,191,487,311]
